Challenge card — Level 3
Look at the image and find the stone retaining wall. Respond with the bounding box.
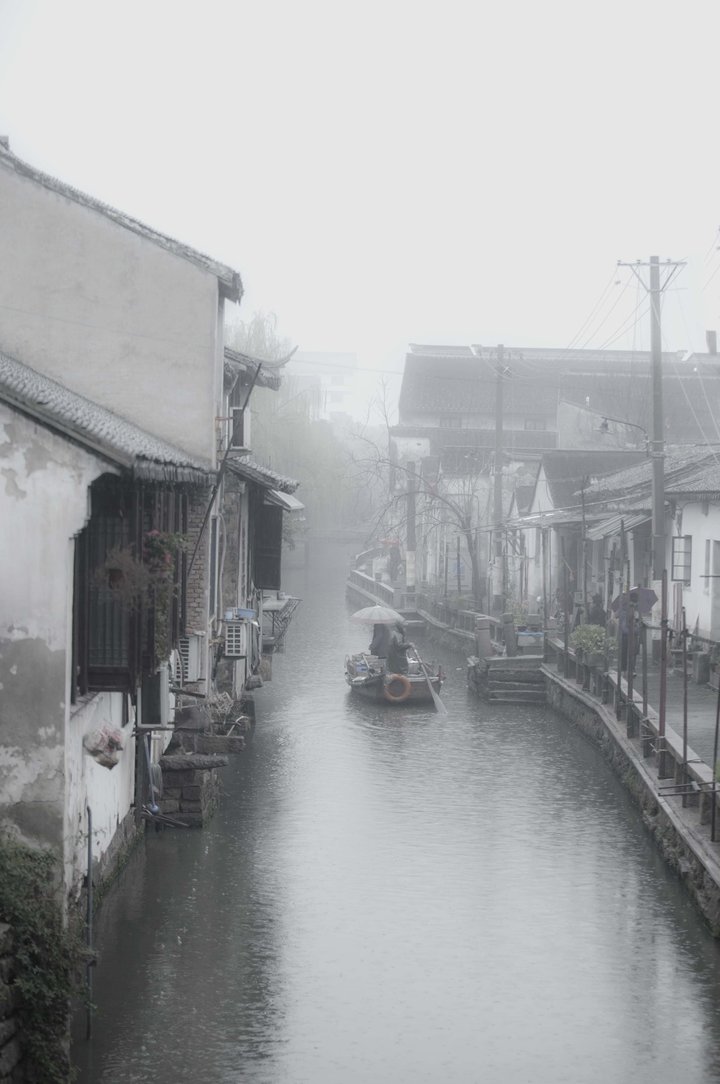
[159,754,229,827]
[546,672,720,935]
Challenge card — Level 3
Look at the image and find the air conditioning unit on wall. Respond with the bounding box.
[175,633,206,683]
[224,621,246,658]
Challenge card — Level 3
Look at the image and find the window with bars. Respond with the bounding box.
[71,476,189,701]
[671,534,692,585]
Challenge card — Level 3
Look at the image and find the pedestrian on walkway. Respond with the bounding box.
[588,593,607,627]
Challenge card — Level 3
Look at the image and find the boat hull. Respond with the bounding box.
[345,652,444,706]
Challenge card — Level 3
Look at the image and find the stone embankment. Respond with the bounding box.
[413,601,720,934]
[545,665,720,935]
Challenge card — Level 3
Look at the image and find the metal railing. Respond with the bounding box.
[544,636,719,834]
[347,569,397,607]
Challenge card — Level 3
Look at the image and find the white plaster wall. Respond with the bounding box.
[0,163,222,464]
[0,405,111,646]
[0,404,111,872]
[65,692,135,897]
[676,503,720,637]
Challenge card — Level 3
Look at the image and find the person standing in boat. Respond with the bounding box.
[369,622,391,658]
[386,621,411,674]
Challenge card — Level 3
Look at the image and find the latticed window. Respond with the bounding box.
[72,476,189,700]
[671,535,692,584]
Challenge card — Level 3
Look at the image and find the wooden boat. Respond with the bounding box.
[345,647,444,705]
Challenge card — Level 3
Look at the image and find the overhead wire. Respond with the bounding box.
[579,272,633,348]
[564,269,621,351]
[675,289,720,445]
[661,294,720,467]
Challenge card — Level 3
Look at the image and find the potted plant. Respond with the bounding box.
[569,623,608,669]
[95,531,187,663]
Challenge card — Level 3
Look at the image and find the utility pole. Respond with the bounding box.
[405,461,416,605]
[493,344,505,613]
[617,257,685,579]
[650,256,666,579]
[618,256,684,778]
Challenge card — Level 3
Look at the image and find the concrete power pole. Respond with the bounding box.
[405,460,416,603]
[650,256,666,579]
[493,344,505,612]
[617,256,685,579]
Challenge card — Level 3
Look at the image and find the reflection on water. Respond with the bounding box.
[74,543,720,1084]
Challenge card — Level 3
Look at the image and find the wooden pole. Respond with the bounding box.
[712,678,720,842]
[658,569,670,778]
[682,607,688,807]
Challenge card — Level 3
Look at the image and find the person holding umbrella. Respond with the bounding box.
[369,622,391,658]
[611,586,658,674]
[350,605,406,660]
[387,621,412,675]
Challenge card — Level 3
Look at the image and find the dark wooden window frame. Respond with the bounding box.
[71,476,189,702]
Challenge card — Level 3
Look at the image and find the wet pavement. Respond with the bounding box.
[643,665,720,769]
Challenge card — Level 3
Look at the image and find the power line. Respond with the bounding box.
[579,273,633,348]
[564,269,620,350]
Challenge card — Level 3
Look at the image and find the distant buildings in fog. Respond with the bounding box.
[289,351,368,423]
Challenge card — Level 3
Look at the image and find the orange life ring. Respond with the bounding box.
[383,673,412,703]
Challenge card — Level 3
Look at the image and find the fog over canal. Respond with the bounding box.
[75,542,720,1084]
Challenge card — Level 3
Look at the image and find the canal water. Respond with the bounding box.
[74,542,720,1084]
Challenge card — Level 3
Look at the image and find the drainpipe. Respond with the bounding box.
[86,805,94,1039]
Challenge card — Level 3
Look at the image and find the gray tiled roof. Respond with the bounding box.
[227,456,299,494]
[399,345,720,445]
[541,449,646,506]
[0,352,214,484]
[0,143,242,301]
[223,347,284,392]
[584,446,720,499]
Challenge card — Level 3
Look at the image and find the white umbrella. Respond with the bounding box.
[350,605,405,625]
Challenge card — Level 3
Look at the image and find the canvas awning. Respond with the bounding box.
[585,510,650,541]
[264,488,305,513]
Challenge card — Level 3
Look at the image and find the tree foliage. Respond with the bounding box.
[225,311,384,536]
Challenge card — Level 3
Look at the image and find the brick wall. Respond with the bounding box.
[186,486,211,633]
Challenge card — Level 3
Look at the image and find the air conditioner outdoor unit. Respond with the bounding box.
[224,621,245,658]
[175,633,205,683]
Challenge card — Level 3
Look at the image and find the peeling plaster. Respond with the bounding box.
[1,467,27,499]
[0,636,66,850]
[23,435,53,475]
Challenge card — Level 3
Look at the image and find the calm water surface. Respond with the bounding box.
[74,543,720,1083]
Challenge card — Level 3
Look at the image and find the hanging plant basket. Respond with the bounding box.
[94,532,187,663]
[94,545,152,610]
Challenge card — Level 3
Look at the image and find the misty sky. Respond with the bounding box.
[1,0,719,403]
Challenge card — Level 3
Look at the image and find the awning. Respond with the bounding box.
[264,489,305,513]
[586,510,650,541]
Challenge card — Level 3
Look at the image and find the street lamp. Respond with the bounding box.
[596,414,649,456]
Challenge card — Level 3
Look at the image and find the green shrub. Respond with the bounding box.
[569,623,607,656]
[0,837,84,1082]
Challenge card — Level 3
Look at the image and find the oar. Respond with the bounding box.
[412,646,448,715]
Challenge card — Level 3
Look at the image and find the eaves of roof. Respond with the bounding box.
[585,510,651,541]
[223,347,284,392]
[265,488,305,512]
[586,446,719,499]
[508,508,596,529]
[0,144,242,302]
[390,424,557,453]
[0,352,214,485]
[226,456,299,494]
